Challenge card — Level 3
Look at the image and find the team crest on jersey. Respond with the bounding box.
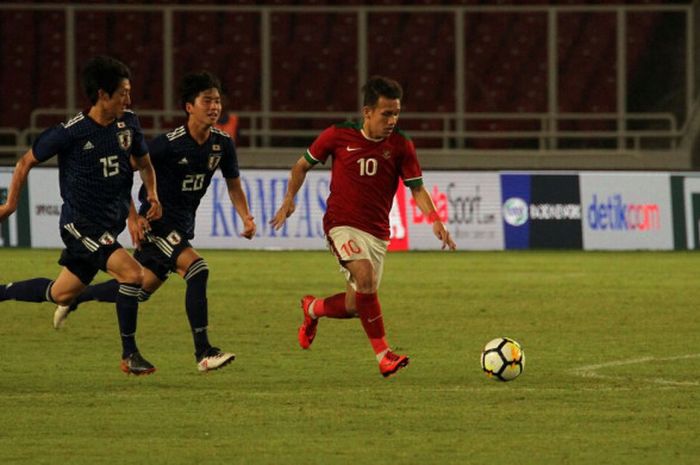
[117,130,132,151]
[166,231,182,246]
[212,144,221,151]
[208,154,222,171]
[98,232,115,246]
[382,150,391,159]
[117,121,126,129]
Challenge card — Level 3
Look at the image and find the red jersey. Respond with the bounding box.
[306,121,423,240]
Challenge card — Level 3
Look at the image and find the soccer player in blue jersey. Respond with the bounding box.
[0,56,161,375]
[54,71,256,372]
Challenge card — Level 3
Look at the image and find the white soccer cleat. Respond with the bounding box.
[53,305,71,330]
[197,347,236,372]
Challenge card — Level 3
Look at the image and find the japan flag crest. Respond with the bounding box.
[117,130,132,151]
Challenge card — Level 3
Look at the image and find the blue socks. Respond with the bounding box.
[116,283,140,358]
[75,280,120,306]
[184,259,211,356]
[0,278,54,302]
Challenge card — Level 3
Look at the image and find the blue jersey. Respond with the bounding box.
[32,110,148,235]
[139,125,239,239]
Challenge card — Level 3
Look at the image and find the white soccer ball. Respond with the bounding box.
[481,337,525,381]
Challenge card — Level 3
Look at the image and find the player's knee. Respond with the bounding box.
[119,266,144,286]
[353,275,377,294]
[51,289,76,306]
[349,261,377,293]
[47,281,78,305]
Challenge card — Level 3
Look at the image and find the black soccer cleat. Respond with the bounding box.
[120,352,156,376]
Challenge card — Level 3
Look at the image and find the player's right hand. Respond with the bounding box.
[241,215,256,239]
[128,214,151,249]
[145,196,162,221]
[433,221,457,251]
[270,199,296,230]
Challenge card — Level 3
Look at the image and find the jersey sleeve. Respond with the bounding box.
[31,125,72,163]
[305,126,337,165]
[146,134,169,164]
[219,137,240,179]
[128,113,148,158]
[399,137,423,188]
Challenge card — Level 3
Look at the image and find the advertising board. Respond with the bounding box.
[579,172,673,250]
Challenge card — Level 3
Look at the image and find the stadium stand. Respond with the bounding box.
[0,1,682,161]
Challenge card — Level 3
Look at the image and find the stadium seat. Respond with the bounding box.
[0,11,36,127]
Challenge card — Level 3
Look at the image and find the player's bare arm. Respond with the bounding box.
[0,150,41,222]
[410,185,456,251]
[270,156,314,230]
[132,153,162,221]
[225,176,256,240]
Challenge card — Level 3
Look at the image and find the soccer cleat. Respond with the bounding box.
[379,351,410,378]
[197,347,236,372]
[52,302,78,330]
[298,295,318,349]
[53,305,71,329]
[120,352,156,376]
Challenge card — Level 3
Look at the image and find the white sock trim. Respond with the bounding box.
[308,299,318,319]
[376,348,390,362]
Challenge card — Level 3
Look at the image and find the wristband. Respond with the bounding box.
[428,211,440,223]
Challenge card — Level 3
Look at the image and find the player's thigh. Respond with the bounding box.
[328,226,387,292]
[174,247,202,278]
[105,248,144,284]
[343,259,376,293]
[50,267,87,305]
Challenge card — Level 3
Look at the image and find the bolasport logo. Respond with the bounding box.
[503,197,581,227]
[587,194,660,231]
[502,197,528,226]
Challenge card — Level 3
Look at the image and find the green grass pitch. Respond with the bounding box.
[1,248,699,464]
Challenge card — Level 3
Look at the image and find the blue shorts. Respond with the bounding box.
[134,222,191,282]
[58,222,122,285]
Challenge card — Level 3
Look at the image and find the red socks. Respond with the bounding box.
[312,291,390,358]
[355,291,389,356]
[313,293,353,319]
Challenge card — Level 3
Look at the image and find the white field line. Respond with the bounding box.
[570,353,700,387]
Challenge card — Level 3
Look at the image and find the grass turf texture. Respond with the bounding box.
[0,249,699,465]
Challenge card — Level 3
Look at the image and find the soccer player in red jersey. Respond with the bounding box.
[270,76,456,378]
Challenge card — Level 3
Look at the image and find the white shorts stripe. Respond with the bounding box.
[64,223,100,252]
[81,237,100,252]
[64,223,82,240]
[153,236,174,257]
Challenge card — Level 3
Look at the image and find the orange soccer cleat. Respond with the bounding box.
[298,295,318,349]
[379,351,409,378]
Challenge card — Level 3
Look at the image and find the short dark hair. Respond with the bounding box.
[82,56,131,105]
[179,71,223,112]
[362,75,403,107]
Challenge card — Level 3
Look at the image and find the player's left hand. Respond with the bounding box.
[242,215,256,240]
[433,221,456,251]
[270,198,296,230]
[145,197,162,221]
